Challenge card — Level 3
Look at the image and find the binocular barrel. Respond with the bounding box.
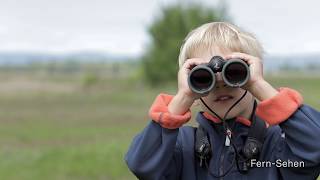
[188,56,250,94]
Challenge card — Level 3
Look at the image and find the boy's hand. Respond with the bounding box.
[177,58,210,100]
[225,52,264,90]
[168,58,209,115]
[225,53,278,101]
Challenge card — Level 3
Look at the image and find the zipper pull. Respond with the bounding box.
[199,157,203,167]
[225,129,232,146]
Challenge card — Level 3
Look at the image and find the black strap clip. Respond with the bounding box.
[195,127,211,168]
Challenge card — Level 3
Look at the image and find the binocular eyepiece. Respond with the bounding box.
[188,56,250,94]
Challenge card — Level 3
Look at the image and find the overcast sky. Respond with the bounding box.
[0,0,319,56]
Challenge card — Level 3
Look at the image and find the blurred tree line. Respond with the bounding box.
[142,2,229,86]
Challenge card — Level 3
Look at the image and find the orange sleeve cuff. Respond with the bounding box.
[148,93,192,129]
[256,87,303,125]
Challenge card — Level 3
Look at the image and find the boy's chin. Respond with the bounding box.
[220,114,238,120]
[212,98,235,105]
[215,110,240,120]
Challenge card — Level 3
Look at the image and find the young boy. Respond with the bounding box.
[125,22,320,179]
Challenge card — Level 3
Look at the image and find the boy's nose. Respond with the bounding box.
[215,72,223,81]
[215,72,227,88]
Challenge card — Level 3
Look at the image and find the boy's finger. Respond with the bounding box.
[226,53,255,65]
[183,58,209,69]
[226,52,248,60]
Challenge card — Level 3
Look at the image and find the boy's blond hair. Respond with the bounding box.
[178,22,263,67]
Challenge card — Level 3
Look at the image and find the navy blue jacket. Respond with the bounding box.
[125,93,320,179]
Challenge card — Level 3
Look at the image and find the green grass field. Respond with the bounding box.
[0,73,319,180]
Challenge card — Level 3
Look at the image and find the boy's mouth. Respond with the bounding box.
[214,95,234,102]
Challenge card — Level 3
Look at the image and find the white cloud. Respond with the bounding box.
[0,0,319,55]
[225,0,320,55]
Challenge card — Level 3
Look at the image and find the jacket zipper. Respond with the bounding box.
[219,127,232,180]
[219,139,226,180]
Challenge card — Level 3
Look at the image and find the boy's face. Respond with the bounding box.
[192,47,255,120]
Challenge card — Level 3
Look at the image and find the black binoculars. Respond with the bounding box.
[187,56,250,94]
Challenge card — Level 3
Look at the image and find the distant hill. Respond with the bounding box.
[264,53,320,71]
[0,51,135,65]
[0,51,319,71]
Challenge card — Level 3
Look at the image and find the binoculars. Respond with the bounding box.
[187,56,250,94]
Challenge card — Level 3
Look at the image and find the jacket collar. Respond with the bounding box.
[196,111,255,136]
[202,111,252,126]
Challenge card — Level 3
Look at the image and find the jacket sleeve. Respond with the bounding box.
[256,87,320,178]
[125,94,191,180]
